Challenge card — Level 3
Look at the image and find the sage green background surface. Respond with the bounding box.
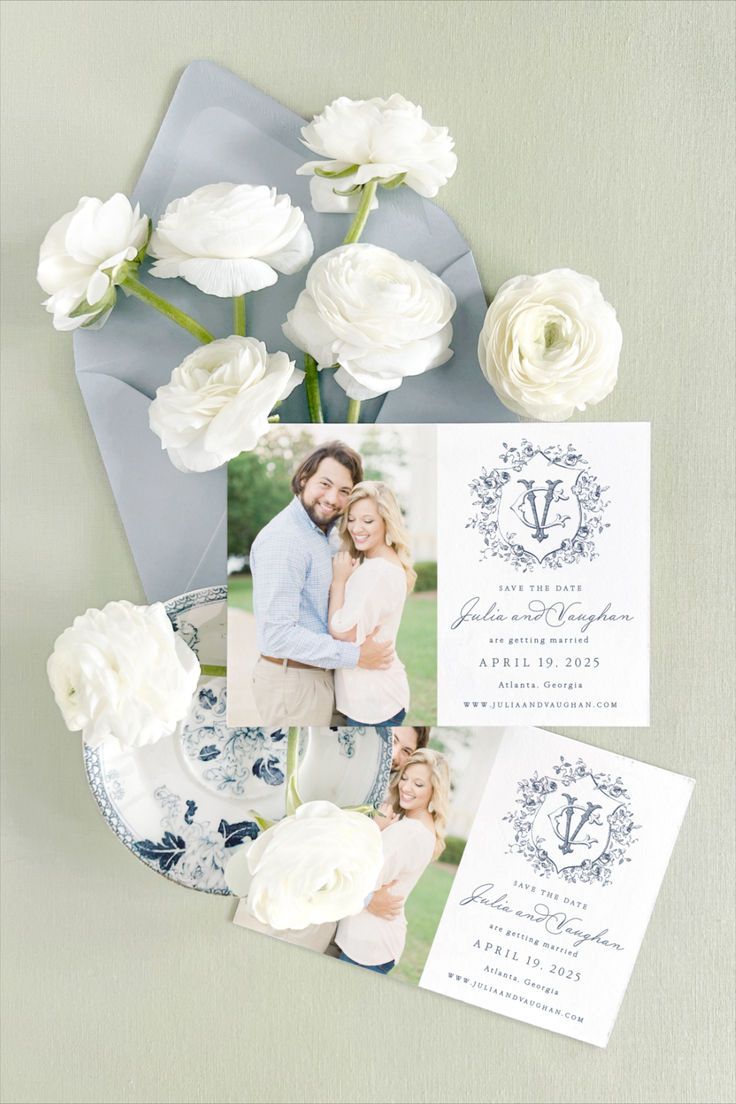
[1,2,734,1102]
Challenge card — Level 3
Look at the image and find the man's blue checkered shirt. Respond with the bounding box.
[250,497,359,670]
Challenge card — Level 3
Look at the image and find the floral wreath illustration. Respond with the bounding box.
[467,440,610,572]
[503,755,640,888]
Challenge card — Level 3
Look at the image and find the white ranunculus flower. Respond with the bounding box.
[47,601,200,748]
[225,801,384,930]
[37,194,150,331]
[148,183,314,296]
[478,268,623,421]
[149,336,302,473]
[283,244,456,400]
[298,94,457,210]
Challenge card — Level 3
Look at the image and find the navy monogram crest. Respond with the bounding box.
[548,794,603,856]
[532,776,621,874]
[504,756,640,887]
[467,440,609,571]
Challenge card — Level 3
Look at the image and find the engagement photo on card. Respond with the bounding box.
[329,729,496,980]
[227,425,437,728]
[232,728,499,985]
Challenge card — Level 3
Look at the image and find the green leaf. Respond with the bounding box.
[136,218,153,263]
[109,258,137,286]
[68,298,95,319]
[314,163,359,179]
[79,312,105,329]
[379,172,407,190]
[248,812,275,831]
[69,284,116,321]
[285,771,304,817]
[333,183,363,197]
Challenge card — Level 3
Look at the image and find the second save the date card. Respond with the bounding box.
[231,726,693,1047]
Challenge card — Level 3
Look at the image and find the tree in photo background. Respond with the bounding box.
[228,426,410,560]
[228,428,317,559]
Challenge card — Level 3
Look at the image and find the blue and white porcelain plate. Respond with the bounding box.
[83,586,393,894]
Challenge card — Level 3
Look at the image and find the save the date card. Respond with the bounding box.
[232,727,693,1047]
[437,423,650,726]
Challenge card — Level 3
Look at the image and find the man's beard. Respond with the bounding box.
[301,496,340,531]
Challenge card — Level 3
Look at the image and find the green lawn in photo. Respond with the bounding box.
[397,591,436,724]
[228,575,436,723]
[228,574,253,612]
[393,861,457,986]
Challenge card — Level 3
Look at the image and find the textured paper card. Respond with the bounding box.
[437,424,650,726]
[230,727,692,1047]
[419,726,693,1046]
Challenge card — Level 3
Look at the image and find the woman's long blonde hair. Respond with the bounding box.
[388,748,450,860]
[338,481,416,592]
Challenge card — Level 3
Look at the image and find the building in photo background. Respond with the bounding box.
[430,728,503,839]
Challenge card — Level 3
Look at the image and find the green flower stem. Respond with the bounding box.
[249,811,275,831]
[343,179,378,245]
[121,275,215,344]
[233,295,246,336]
[200,664,227,677]
[338,180,376,426]
[304,354,324,423]
[286,727,299,782]
[285,726,302,815]
[304,176,377,422]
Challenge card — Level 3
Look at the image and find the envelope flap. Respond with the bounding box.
[76,371,226,601]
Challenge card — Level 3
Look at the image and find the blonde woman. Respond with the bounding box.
[335,748,450,974]
[328,481,415,726]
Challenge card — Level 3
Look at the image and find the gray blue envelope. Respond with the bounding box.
[73,60,513,603]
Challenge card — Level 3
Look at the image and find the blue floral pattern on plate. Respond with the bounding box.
[337,731,356,758]
[180,681,287,797]
[83,587,394,894]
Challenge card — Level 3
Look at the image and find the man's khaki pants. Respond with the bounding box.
[252,657,335,725]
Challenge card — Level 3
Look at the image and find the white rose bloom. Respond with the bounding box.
[37,194,150,331]
[225,801,384,930]
[47,601,200,748]
[478,268,623,421]
[283,244,456,400]
[298,94,457,211]
[148,183,314,296]
[149,336,302,473]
